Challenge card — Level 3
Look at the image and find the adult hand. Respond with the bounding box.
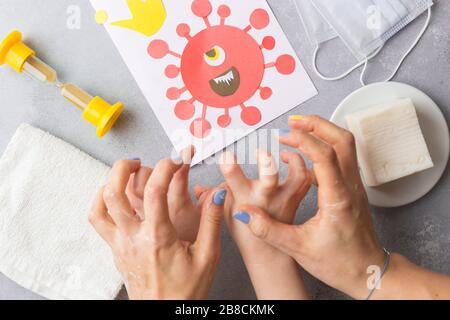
[234,115,385,299]
[89,158,226,300]
[124,147,202,242]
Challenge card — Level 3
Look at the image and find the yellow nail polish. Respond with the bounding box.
[289,115,304,121]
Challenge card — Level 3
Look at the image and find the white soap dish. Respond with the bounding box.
[331,82,449,208]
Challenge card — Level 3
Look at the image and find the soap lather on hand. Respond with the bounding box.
[346,98,434,187]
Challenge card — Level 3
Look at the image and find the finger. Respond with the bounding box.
[233,205,302,258]
[169,166,190,200]
[219,151,250,194]
[89,187,116,245]
[104,160,142,233]
[280,151,317,186]
[289,115,360,181]
[169,146,195,203]
[181,145,196,165]
[172,145,196,165]
[280,151,309,189]
[257,149,279,194]
[143,158,181,240]
[194,185,209,200]
[310,171,318,186]
[195,185,214,209]
[279,130,347,203]
[126,166,153,219]
[127,167,153,199]
[195,188,226,260]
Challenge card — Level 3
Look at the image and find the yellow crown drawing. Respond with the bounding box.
[111,0,166,37]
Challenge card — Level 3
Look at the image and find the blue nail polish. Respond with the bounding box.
[278,128,290,136]
[233,211,250,224]
[213,189,227,206]
[172,156,183,164]
[130,157,141,161]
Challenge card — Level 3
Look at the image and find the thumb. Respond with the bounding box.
[233,205,302,258]
[194,188,227,258]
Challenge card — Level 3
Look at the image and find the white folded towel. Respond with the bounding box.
[0,124,123,300]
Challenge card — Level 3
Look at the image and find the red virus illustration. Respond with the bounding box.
[147,0,296,138]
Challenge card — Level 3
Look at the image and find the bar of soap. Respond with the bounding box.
[346,98,434,187]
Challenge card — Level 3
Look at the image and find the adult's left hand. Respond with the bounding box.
[89,157,226,300]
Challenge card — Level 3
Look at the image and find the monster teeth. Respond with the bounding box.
[213,70,234,85]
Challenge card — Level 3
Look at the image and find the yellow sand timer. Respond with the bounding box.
[0,30,124,138]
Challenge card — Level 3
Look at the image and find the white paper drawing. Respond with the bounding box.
[90,0,318,164]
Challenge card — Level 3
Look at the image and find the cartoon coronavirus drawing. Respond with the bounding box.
[147,0,296,138]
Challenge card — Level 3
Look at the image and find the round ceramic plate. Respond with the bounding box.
[330,82,449,208]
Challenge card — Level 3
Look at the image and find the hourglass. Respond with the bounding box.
[0,30,124,138]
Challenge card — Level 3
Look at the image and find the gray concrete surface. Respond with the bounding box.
[0,0,449,300]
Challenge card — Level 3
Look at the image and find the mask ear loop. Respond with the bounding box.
[360,7,432,86]
[313,44,383,81]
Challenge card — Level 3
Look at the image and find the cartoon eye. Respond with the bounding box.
[204,46,226,66]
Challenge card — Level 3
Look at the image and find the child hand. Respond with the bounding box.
[220,149,311,260]
[124,147,201,242]
[89,158,226,300]
[218,149,311,299]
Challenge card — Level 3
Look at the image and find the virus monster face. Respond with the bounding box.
[148,0,296,138]
[180,24,265,108]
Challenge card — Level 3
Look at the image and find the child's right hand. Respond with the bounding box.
[220,150,311,259]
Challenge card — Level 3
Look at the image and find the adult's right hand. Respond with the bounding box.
[234,115,385,299]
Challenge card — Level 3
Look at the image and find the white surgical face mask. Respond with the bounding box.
[293,0,337,46]
[309,0,433,85]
